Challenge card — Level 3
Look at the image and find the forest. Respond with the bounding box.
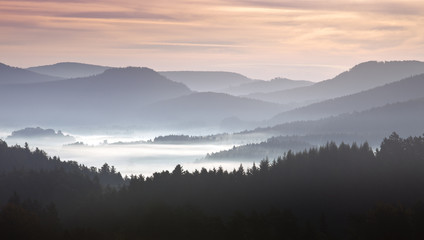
[1,132,424,239]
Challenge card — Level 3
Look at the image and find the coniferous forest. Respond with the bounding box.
[1,132,424,239]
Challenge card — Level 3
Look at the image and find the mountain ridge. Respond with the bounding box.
[219,77,314,96]
[140,91,287,131]
[0,62,62,84]
[248,96,424,139]
[160,71,253,92]
[268,73,424,125]
[0,67,192,127]
[246,61,424,105]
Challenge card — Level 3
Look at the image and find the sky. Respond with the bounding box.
[1,0,423,81]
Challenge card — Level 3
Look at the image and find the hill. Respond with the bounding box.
[159,71,253,92]
[247,61,424,105]
[0,62,61,85]
[6,127,76,145]
[220,77,313,96]
[27,62,111,79]
[203,136,313,161]
[141,92,287,130]
[0,67,192,127]
[269,73,424,124]
[250,97,424,140]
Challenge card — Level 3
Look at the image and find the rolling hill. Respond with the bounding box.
[247,61,424,105]
[159,71,253,92]
[219,77,313,96]
[0,62,61,84]
[269,73,424,125]
[249,97,424,140]
[0,67,192,127]
[27,62,111,79]
[140,92,287,130]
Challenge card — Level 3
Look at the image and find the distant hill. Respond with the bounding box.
[249,97,424,139]
[141,92,287,130]
[203,136,313,161]
[0,62,61,84]
[220,77,313,96]
[247,61,424,105]
[27,62,111,79]
[269,74,424,125]
[159,71,253,92]
[6,127,76,144]
[0,67,192,127]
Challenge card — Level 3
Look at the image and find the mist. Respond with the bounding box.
[1,131,251,177]
[2,60,424,239]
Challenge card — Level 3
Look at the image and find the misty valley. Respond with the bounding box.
[1,60,424,239]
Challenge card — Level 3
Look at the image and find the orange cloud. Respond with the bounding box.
[0,0,423,80]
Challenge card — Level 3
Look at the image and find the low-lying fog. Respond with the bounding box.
[1,132,255,176]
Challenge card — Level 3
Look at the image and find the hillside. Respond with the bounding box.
[203,136,313,161]
[141,92,287,130]
[269,73,424,124]
[0,67,192,127]
[27,62,111,79]
[3,134,424,239]
[247,61,424,105]
[0,62,61,84]
[160,71,252,92]
[251,97,424,139]
[219,77,313,96]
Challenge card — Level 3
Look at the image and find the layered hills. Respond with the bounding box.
[269,73,424,125]
[0,62,61,84]
[247,61,424,105]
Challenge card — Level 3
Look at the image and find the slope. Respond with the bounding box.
[247,61,424,105]
[219,77,313,96]
[269,74,424,124]
[141,92,287,130]
[159,71,253,92]
[0,67,192,127]
[0,62,61,84]
[253,97,424,139]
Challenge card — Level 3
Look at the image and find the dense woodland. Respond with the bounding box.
[205,136,313,161]
[1,132,424,239]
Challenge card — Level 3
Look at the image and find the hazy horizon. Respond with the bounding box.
[2,0,424,81]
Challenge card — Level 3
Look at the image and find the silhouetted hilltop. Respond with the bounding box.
[27,62,111,79]
[6,127,76,144]
[220,77,313,95]
[0,62,61,85]
[247,61,424,105]
[160,71,253,91]
[269,73,424,124]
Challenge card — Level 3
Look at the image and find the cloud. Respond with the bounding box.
[225,0,424,16]
[59,11,175,20]
[0,0,423,80]
[119,41,246,54]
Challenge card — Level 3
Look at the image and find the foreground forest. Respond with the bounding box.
[1,132,424,239]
